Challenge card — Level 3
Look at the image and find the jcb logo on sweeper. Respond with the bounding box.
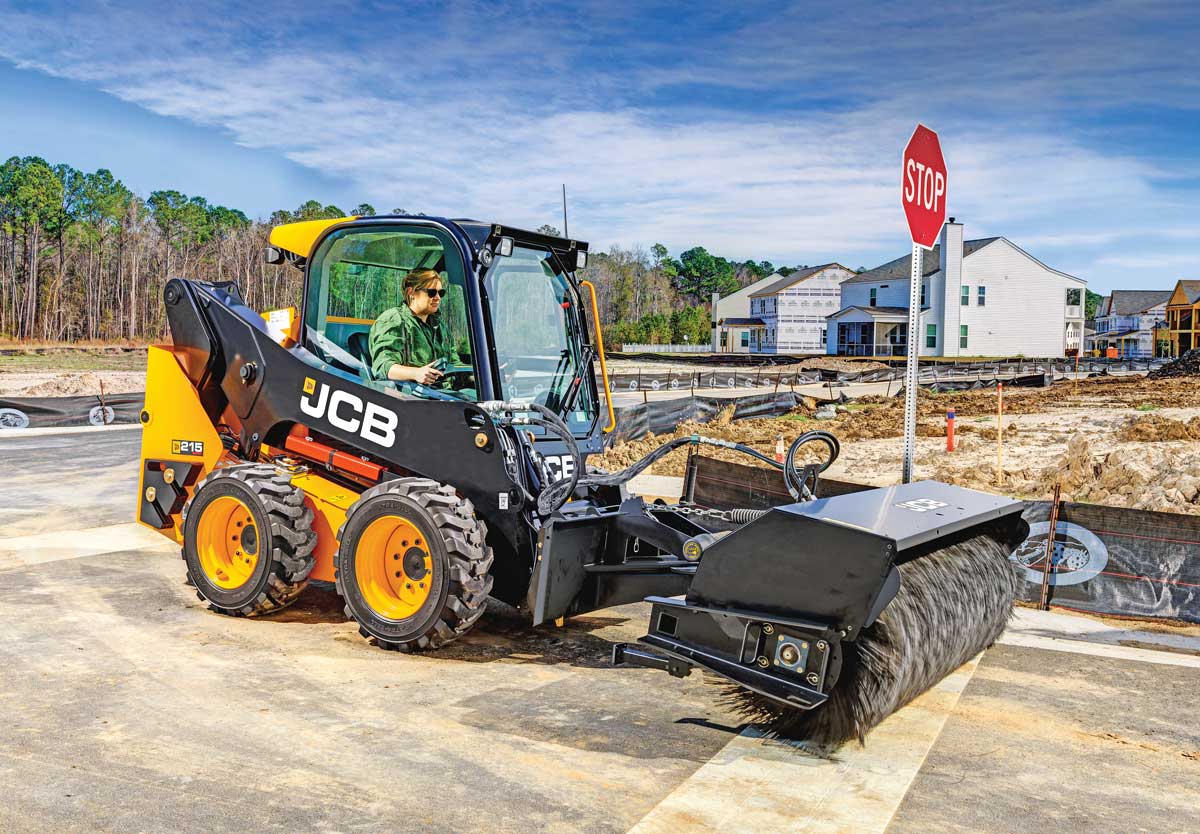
[895,498,948,513]
[299,377,398,448]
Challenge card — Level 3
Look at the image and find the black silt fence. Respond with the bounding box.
[1018,501,1200,624]
[0,393,144,429]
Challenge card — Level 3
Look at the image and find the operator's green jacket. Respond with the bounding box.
[368,304,460,379]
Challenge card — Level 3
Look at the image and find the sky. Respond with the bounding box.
[0,0,1197,295]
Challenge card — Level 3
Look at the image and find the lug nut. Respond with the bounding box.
[756,656,770,668]
[816,640,828,652]
[761,623,774,635]
[806,673,820,686]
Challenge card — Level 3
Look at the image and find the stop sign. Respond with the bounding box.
[901,124,947,249]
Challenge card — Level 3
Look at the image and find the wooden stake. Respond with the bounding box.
[1039,481,1062,610]
[996,382,1004,484]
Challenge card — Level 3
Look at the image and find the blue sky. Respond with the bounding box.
[0,0,1197,294]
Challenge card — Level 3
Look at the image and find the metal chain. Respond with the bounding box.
[651,504,733,522]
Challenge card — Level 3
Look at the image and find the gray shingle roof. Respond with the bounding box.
[842,238,1000,285]
[1106,289,1174,315]
[748,263,849,297]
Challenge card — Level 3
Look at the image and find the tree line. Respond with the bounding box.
[0,154,806,345]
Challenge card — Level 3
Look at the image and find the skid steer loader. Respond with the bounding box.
[136,214,1027,745]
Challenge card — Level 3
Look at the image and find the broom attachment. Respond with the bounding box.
[614,481,1029,750]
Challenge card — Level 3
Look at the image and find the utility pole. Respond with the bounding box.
[562,184,569,239]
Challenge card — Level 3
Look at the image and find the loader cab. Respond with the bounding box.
[278,216,601,439]
[299,220,478,401]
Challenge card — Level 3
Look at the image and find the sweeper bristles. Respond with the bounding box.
[717,532,1022,751]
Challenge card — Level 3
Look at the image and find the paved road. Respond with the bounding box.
[1,427,1197,834]
[0,428,141,538]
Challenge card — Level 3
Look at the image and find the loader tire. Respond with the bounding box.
[335,478,493,653]
[182,464,317,617]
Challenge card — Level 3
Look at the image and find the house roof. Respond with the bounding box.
[748,263,850,297]
[1172,280,1200,305]
[720,317,765,326]
[1105,289,1174,316]
[843,239,1000,285]
[827,305,915,320]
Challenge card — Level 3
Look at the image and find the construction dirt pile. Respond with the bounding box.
[1118,414,1200,442]
[0,371,145,397]
[932,433,1200,514]
[1148,348,1200,379]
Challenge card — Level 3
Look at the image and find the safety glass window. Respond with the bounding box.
[303,226,476,401]
[484,246,596,432]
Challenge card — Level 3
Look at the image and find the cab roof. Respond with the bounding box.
[267,215,588,266]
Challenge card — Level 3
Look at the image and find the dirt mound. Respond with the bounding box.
[1148,348,1200,379]
[1118,414,1200,442]
[0,371,146,397]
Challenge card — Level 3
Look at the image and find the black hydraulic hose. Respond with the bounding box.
[783,430,840,501]
[579,430,840,503]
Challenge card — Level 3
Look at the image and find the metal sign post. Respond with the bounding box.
[902,243,921,482]
[899,123,948,483]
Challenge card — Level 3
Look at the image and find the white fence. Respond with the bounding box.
[619,343,712,353]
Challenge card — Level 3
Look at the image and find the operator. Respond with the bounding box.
[368,268,460,384]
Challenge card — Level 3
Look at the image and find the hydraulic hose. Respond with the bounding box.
[480,400,584,517]
[579,430,840,503]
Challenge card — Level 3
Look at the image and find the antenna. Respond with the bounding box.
[562,184,569,238]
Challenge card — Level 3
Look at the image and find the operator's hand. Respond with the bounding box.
[413,362,443,385]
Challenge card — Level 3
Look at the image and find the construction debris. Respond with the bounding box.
[1148,348,1200,379]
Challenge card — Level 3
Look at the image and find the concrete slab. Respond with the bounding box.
[887,643,1200,834]
[628,657,981,834]
[0,526,745,834]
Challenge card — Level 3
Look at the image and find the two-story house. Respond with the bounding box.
[711,272,787,353]
[745,264,854,353]
[1165,280,1200,356]
[825,221,1087,357]
[1094,290,1173,358]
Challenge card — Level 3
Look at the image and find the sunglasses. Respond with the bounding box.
[420,287,447,298]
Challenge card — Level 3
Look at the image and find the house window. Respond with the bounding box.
[741,332,749,348]
[960,324,969,349]
[920,282,926,306]
[961,285,970,306]
[1066,288,1082,306]
[869,288,877,307]
[926,324,937,348]
[978,286,986,306]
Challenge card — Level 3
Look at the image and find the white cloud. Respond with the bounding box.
[0,0,1196,292]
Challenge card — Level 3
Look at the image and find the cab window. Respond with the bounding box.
[302,225,475,400]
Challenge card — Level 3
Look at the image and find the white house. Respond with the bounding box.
[1093,290,1172,358]
[744,264,855,353]
[711,272,785,353]
[825,221,1087,357]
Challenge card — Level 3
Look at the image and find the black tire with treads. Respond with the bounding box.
[182,464,317,616]
[335,478,493,652]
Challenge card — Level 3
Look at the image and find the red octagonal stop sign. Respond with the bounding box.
[901,124,947,249]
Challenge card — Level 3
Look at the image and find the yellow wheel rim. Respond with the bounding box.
[356,515,434,621]
[195,495,260,590]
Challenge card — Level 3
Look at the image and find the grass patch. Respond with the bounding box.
[840,402,870,412]
[1135,402,1159,412]
[782,413,813,422]
[0,348,147,372]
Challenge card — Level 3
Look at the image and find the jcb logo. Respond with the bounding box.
[300,377,398,448]
[895,498,948,513]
